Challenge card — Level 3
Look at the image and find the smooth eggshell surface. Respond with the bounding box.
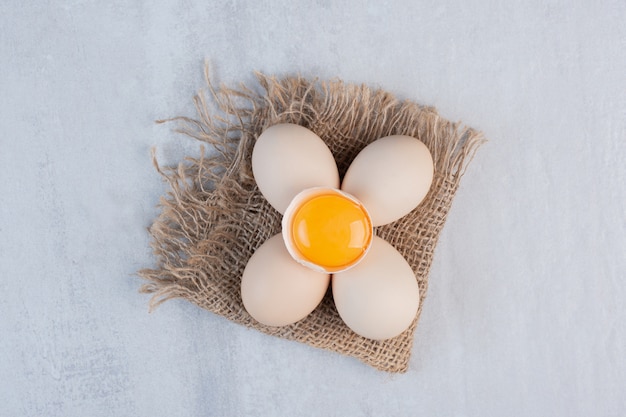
[241,234,331,327]
[332,236,420,340]
[341,135,434,226]
[252,123,340,214]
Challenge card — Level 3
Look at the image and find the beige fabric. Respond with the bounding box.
[139,67,485,373]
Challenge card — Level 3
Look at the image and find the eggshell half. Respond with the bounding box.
[341,135,434,227]
[241,234,331,327]
[281,187,373,274]
[332,236,420,340]
[252,123,340,214]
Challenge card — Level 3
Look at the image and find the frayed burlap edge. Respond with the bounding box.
[139,65,485,373]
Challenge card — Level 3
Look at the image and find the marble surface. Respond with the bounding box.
[1,1,625,416]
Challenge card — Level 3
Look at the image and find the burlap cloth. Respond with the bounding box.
[139,67,485,373]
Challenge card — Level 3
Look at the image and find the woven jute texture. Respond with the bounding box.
[139,67,484,373]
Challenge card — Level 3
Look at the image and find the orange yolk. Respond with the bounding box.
[290,193,372,269]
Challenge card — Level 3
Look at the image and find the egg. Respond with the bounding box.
[341,135,434,226]
[241,234,330,327]
[282,187,373,274]
[332,236,420,340]
[252,123,340,214]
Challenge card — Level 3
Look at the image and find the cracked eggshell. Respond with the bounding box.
[281,187,373,274]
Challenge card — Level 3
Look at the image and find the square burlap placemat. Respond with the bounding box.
[139,67,484,373]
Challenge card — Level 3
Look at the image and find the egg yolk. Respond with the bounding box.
[290,193,372,269]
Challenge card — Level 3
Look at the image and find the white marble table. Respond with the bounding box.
[1,1,625,416]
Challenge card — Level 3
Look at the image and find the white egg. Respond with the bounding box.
[241,234,330,327]
[341,135,434,226]
[332,236,420,340]
[252,123,340,214]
